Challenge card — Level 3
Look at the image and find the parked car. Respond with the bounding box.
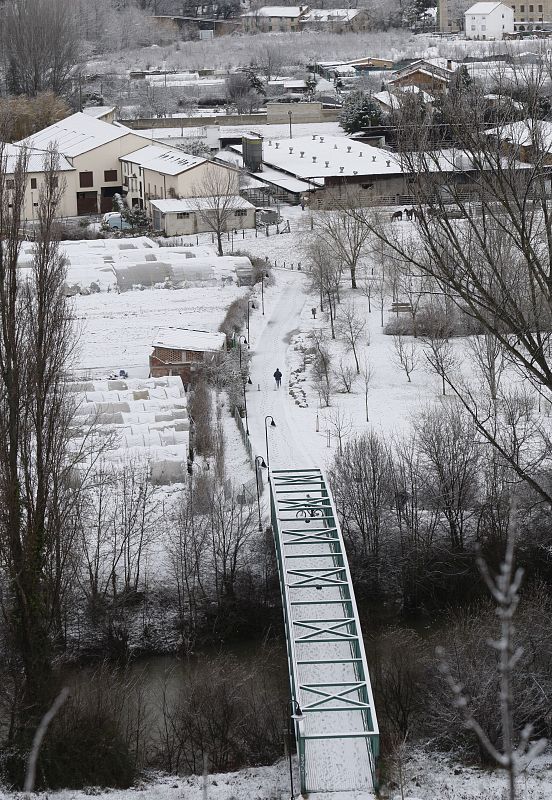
[102,212,131,230]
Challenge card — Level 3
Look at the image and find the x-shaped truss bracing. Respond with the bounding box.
[270,468,379,795]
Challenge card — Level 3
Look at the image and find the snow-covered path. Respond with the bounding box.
[247,271,320,469]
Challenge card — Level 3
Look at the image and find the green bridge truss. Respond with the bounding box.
[270,467,379,796]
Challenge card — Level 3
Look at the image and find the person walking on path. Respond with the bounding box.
[274,368,282,388]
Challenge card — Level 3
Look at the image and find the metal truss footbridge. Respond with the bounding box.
[270,467,379,797]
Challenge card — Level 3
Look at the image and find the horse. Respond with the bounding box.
[404,207,414,221]
[391,210,403,222]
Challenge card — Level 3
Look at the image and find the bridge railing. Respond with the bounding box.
[270,468,379,794]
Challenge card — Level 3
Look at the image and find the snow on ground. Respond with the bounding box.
[10,748,552,800]
[71,284,246,378]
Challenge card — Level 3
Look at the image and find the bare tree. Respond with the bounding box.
[437,517,547,800]
[1,0,80,96]
[355,68,552,504]
[314,202,371,290]
[225,72,260,113]
[336,302,366,373]
[330,431,392,589]
[421,305,457,396]
[305,238,341,337]
[326,408,353,456]
[415,405,480,552]
[360,356,373,422]
[311,329,332,406]
[392,335,419,383]
[192,165,241,256]
[335,358,356,394]
[255,43,284,82]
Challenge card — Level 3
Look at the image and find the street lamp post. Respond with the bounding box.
[246,299,256,348]
[261,271,268,315]
[288,699,303,800]
[288,109,293,139]
[243,376,253,435]
[237,334,247,370]
[264,415,276,471]
[254,455,267,532]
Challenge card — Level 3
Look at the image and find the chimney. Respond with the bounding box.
[372,155,376,162]
[386,160,391,167]
[320,136,324,142]
[347,145,352,152]
[312,156,317,162]
[289,147,293,153]
[325,160,329,167]
[268,140,272,146]
[339,166,344,173]
[275,142,279,149]
[359,151,363,157]
[334,143,338,149]
[312,134,317,140]
[447,59,452,70]
[300,151,304,158]
[353,170,358,175]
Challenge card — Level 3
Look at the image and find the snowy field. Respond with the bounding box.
[10,750,552,800]
[70,284,246,378]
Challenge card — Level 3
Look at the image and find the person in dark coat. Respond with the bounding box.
[274,368,282,388]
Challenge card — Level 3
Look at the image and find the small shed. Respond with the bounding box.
[150,327,227,385]
[149,196,256,236]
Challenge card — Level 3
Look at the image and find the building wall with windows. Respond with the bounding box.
[121,157,239,209]
[441,0,550,29]
[465,2,514,38]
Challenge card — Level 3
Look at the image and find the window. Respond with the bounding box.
[539,4,543,10]
[361,183,374,189]
[529,4,533,10]
[234,208,247,217]
[185,350,203,362]
[520,4,524,10]
[79,171,93,188]
[30,177,37,189]
[6,179,14,189]
[176,212,190,219]
[104,169,118,182]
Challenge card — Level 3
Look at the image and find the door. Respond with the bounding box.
[76,191,98,215]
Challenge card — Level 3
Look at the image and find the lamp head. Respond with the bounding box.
[270,419,276,428]
[247,376,253,385]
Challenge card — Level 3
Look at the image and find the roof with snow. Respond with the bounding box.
[259,134,404,179]
[484,119,552,150]
[18,112,144,158]
[465,1,507,13]
[3,143,74,174]
[303,8,362,21]
[150,196,255,213]
[120,144,206,175]
[82,106,116,119]
[152,327,226,352]
[242,5,305,16]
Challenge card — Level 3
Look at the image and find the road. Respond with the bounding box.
[246,272,320,470]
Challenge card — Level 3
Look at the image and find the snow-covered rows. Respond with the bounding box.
[67,376,190,485]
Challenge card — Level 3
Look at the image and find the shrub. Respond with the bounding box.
[189,379,215,457]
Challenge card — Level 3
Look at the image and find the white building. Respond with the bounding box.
[150,196,256,237]
[464,1,514,39]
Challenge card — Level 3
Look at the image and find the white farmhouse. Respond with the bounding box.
[464,1,514,39]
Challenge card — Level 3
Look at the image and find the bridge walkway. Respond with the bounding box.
[270,467,379,797]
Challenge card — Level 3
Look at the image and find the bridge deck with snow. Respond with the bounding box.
[270,468,379,797]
